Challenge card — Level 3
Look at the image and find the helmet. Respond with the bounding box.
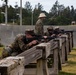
[47,26,53,30]
[38,13,46,18]
[25,29,35,36]
[54,26,59,30]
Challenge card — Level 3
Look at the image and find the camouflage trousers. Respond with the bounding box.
[2,47,18,58]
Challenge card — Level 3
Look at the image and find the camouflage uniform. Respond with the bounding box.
[2,34,32,58]
[46,26,54,36]
[35,19,44,35]
[54,27,60,35]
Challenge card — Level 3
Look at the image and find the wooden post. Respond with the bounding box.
[68,33,71,52]
[61,37,66,64]
[36,43,50,75]
[65,35,69,55]
[71,31,74,48]
[69,32,73,50]
[53,45,58,74]
[49,40,59,75]
[0,56,24,75]
[53,39,62,71]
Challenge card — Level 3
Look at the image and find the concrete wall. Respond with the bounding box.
[0,25,76,47]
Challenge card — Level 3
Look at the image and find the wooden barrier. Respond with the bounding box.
[70,31,73,49]
[60,36,67,63]
[0,57,24,75]
[22,40,59,75]
[54,34,68,64]
[17,46,42,66]
[0,32,73,75]
[49,40,59,75]
[71,31,74,48]
[66,32,73,52]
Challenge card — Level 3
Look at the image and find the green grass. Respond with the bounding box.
[0,47,4,57]
[59,72,76,75]
[72,47,76,50]
[59,48,76,75]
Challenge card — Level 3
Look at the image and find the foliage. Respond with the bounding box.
[0,47,4,57]
[0,1,76,25]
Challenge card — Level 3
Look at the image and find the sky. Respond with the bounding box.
[0,0,76,12]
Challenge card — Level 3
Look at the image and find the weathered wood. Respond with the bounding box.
[0,57,24,75]
[49,40,58,51]
[50,41,59,75]
[47,40,59,74]
[36,43,50,75]
[0,31,73,75]
[22,33,73,75]
[54,37,66,64]
[63,34,70,55]
[67,32,72,52]
[17,46,42,65]
[36,43,51,58]
[53,48,58,74]
[61,38,66,64]
[71,31,74,48]
[24,40,59,75]
[67,31,73,50]
[61,36,68,62]
[53,39,62,71]
[69,33,73,50]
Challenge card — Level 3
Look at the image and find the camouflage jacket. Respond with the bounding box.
[35,19,44,35]
[10,34,31,53]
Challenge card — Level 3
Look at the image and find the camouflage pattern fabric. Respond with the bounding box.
[2,34,31,58]
[35,19,44,35]
[10,34,30,53]
[2,47,12,58]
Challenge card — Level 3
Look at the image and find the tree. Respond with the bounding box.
[1,0,8,25]
[70,6,75,21]
[25,1,32,13]
[33,3,43,24]
[50,1,59,16]
[8,5,15,23]
[4,0,8,5]
[48,0,72,25]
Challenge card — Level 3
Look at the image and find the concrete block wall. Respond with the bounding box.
[0,25,76,47]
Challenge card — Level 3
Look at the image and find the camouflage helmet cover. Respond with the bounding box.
[47,26,53,30]
[25,29,35,36]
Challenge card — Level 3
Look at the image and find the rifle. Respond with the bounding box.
[55,29,74,34]
[27,34,57,43]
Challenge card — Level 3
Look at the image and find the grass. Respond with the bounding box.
[59,48,76,75]
[0,47,4,57]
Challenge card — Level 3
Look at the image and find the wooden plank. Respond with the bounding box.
[0,57,24,75]
[54,39,62,70]
[53,48,58,74]
[54,37,67,64]
[69,33,73,50]
[48,40,58,51]
[67,32,71,52]
[17,46,42,65]
[36,43,51,58]
[60,36,68,62]
[36,43,50,75]
[71,31,74,47]
[48,40,59,75]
